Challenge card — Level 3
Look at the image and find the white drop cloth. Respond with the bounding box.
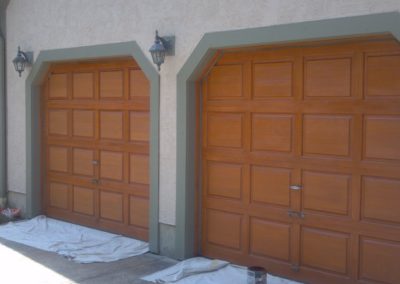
[0,215,149,263]
[142,257,302,284]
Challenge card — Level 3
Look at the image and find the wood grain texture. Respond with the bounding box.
[42,59,150,240]
[201,37,400,284]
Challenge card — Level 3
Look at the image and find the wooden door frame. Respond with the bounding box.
[25,41,161,253]
[175,12,400,260]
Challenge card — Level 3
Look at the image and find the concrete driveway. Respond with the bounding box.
[0,237,177,284]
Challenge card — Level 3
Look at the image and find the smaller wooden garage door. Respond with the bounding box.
[42,59,150,240]
[201,36,400,284]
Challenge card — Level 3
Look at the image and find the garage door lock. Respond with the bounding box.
[288,210,304,219]
[91,179,100,185]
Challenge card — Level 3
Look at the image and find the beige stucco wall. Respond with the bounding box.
[5,0,400,225]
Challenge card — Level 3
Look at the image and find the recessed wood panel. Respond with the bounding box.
[208,65,243,99]
[100,151,123,181]
[364,116,400,160]
[360,237,400,283]
[130,154,149,185]
[49,146,68,173]
[365,54,400,96]
[250,218,290,261]
[305,58,351,97]
[73,72,94,99]
[72,148,94,177]
[301,227,349,275]
[48,110,68,136]
[100,191,123,222]
[254,62,292,97]
[303,115,351,157]
[100,111,123,140]
[73,186,94,216]
[130,69,149,97]
[206,209,242,250]
[252,114,293,152]
[302,171,350,215]
[49,182,69,210]
[130,111,149,142]
[251,166,291,206]
[129,196,149,228]
[362,176,400,224]
[207,161,242,199]
[100,70,123,98]
[72,110,95,138]
[207,113,243,148]
[49,73,68,99]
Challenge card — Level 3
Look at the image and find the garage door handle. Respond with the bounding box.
[92,160,99,165]
[289,185,302,191]
[91,179,99,185]
[288,210,304,219]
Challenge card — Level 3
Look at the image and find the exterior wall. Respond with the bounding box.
[6,0,400,228]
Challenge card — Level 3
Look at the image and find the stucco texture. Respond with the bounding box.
[6,0,400,225]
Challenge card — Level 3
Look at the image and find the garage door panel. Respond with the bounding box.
[303,115,352,157]
[48,146,69,173]
[100,70,123,99]
[251,114,293,153]
[207,161,243,200]
[129,196,149,228]
[100,191,124,222]
[301,227,350,275]
[362,176,400,225]
[100,150,124,181]
[48,109,69,136]
[72,72,94,99]
[364,115,400,161]
[251,165,291,207]
[129,154,149,185]
[49,73,68,99]
[302,171,350,216]
[208,65,243,99]
[100,111,124,140]
[72,110,95,138]
[72,148,95,177]
[207,112,243,148]
[360,237,400,283]
[304,57,352,98]
[73,186,95,216]
[365,53,400,97]
[206,209,242,250]
[250,217,291,261]
[49,182,70,210]
[253,62,293,98]
[130,69,150,98]
[130,111,149,142]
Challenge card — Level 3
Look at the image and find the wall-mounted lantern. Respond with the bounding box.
[149,30,175,71]
[13,46,32,77]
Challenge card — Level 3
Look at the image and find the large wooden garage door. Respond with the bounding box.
[201,36,400,283]
[42,59,150,241]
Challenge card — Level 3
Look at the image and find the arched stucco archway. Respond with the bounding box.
[175,12,400,259]
[25,41,160,253]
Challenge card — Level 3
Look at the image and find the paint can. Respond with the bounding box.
[247,266,267,284]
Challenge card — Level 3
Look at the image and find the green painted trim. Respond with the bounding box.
[0,35,5,203]
[25,41,160,253]
[175,12,400,259]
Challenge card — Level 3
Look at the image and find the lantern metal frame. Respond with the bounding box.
[149,30,175,71]
[12,46,32,77]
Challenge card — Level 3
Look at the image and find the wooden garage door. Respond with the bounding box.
[201,36,400,283]
[42,59,150,241]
